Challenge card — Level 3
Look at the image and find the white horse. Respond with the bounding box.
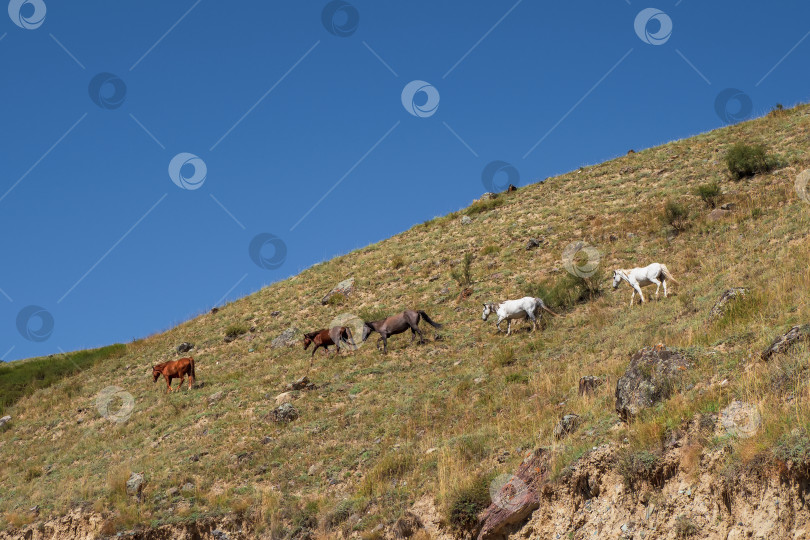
[482,297,560,335]
[612,263,677,306]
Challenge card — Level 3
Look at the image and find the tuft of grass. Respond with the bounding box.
[506,373,529,385]
[224,324,249,339]
[450,253,474,290]
[695,182,722,208]
[480,244,500,256]
[465,197,505,216]
[675,515,699,538]
[391,256,405,269]
[661,200,689,232]
[446,474,491,534]
[725,143,779,180]
[617,449,660,490]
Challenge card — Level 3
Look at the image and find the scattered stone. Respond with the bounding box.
[615,345,691,421]
[275,391,296,406]
[271,327,301,348]
[208,391,224,405]
[720,202,735,211]
[609,234,619,242]
[393,510,424,539]
[708,208,732,221]
[578,376,604,396]
[167,487,179,497]
[479,192,498,201]
[761,324,810,361]
[210,307,219,314]
[720,400,762,438]
[553,414,581,440]
[525,238,544,250]
[0,415,11,428]
[268,403,299,423]
[126,473,145,499]
[270,310,281,317]
[261,436,274,445]
[321,278,355,305]
[285,376,315,391]
[176,342,194,353]
[307,464,319,476]
[212,530,230,540]
[461,215,473,225]
[710,288,748,319]
[478,448,550,540]
[182,482,195,492]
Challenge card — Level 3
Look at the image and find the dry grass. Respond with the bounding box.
[2,104,810,534]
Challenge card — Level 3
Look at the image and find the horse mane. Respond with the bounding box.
[152,361,170,370]
[303,331,321,340]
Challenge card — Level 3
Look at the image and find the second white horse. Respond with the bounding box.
[612,263,677,306]
[482,297,560,335]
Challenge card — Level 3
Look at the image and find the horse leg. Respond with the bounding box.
[506,320,512,336]
[496,317,505,333]
[178,375,186,391]
[164,374,172,393]
[527,313,537,332]
[413,324,426,344]
[636,285,645,304]
[189,370,194,390]
[630,290,635,307]
[663,279,668,298]
[381,335,389,354]
[650,277,661,299]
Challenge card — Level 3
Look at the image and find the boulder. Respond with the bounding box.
[285,376,315,391]
[578,376,603,396]
[268,403,299,423]
[126,472,145,499]
[477,449,550,540]
[0,415,10,428]
[525,238,544,250]
[208,391,224,405]
[176,342,194,353]
[321,278,355,305]
[719,400,761,438]
[553,414,581,440]
[275,391,296,406]
[708,208,732,221]
[271,327,300,349]
[615,345,691,421]
[461,215,473,225]
[761,324,810,361]
[710,288,748,319]
[720,202,735,211]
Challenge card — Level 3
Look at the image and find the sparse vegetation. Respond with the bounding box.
[450,253,474,290]
[224,324,248,339]
[446,475,491,533]
[725,143,779,180]
[661,200,689,232]
[695,182,722,208]
[391,255,405,269]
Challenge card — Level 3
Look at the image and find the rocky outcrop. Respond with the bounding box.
[271,327,300,348]
[719,400,761,438]
[126,472,145,499]
[0,415,10,429]
[268,403,299,423]
[321,278,355,305]
[710,288,747,319]
[553,414,581,440]
[477,448,550,540]
[615,345,690,421]
[176,342,194,353]
[761,324,810,361]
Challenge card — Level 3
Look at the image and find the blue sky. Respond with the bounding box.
[1,1,808,361]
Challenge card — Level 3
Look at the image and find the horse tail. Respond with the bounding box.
[190,357,196,380]
[536,298,562,317]
[343,327,357,350]
[418,310,443,328]
[660,264,678,284]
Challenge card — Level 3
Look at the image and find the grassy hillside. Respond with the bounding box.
[2,104,810,536]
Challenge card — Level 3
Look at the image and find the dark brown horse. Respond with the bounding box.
[152,357,195,393]
[303,326,355,368]
[361,310,443,353]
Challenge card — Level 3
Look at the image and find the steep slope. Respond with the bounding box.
[2,105,810,539]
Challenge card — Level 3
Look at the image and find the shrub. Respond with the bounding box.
[391,256,405,269]
[447,475,491,533]
[695,182,722,208]
[492,346,516,366]
[661,200,689,232]
[326,292,346,306]
[524,268,604,311]
[450,253,474,289]
[224,324,248,339]
[675,515,699,538]
[725,143,778,180]
[505,373,529,385]
[465,197,505,216]
[617,450,660,490]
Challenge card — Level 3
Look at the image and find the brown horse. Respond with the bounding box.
[361,310,443,354]
[303,327,355,368]
[152,357,195,393]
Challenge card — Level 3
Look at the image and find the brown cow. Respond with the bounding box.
[152,357,196,393]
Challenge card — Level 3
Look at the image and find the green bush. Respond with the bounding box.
[524,268,604,311]
[224,324,248,339]
[661,200,689,232]
[450,253,474,289]
[465,197,505,216]
[695,182,722,208]
[725,143,778,180]
[447,475,491,533]
[505,373,529,384]
[480,244,500,256]
[391,256,405,269]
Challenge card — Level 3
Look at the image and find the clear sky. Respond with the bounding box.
[1,1,808,361]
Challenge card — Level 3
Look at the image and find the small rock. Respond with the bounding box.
[176,342,194,353]
[321,278,355,305]
[708,208,732,221]
[307,464,319,476]
[271,327,300,348]
[212,530,230,540]
[615,345,690,421]
[553,414,581,440]
[461,215,472,225]
[393,510,424,538]
[761,324,810,361]
[126,473,145,499]
[720,400,761,438]
[710,288,748,319]
[286,376,314,391]
[720,202,735,210]
[525,238,542,250]
[275,391,296,406]
[270,310,281,317]
[0,415,11,428]
[210,307,219,314]
[261,436,274,445]
[268,403,299,423]
[167,487,179,497]
[182,482,195,492]
[208,391,224,405]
